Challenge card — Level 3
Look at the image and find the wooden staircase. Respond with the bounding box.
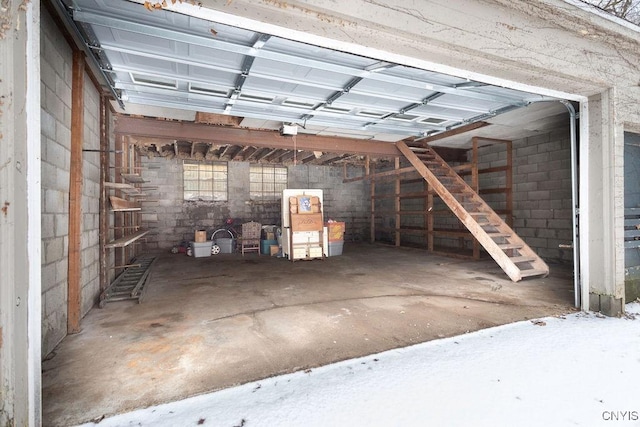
[396,140,549,282]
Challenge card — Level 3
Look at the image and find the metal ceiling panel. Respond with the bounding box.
[67,0,557,140]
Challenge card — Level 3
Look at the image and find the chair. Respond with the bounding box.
[241,221,261,255]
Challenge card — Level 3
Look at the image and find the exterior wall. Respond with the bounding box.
[140,157,369,249]
[40,7,102,356]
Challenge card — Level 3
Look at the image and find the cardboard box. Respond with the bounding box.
[270,245,279,256]
[291,213,323,231]
[194,230,207,243]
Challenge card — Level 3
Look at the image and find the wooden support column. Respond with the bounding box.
[472,138,480,260]
[367,157,375,243]
[395,157,401,247]
[114,134,125,270]
[427,181,434,251]
[505,140,513,227]
[99,96,109,291]
[67,50,85,334]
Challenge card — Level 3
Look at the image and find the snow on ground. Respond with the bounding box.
[81,303,640,427]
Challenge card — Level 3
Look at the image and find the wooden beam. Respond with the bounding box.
[342,166,415,183]
[195,111,242,126]
[241,146,258,161]
[412,121,489,145]
[114,116,400,157]
[68,50,84,334]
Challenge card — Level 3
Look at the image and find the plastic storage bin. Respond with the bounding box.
[328,241,344,256]
[261,239,278,254]
[211,229,236,254]
[190,241,213,258]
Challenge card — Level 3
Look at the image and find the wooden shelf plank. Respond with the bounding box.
[121,173,148,184]
[105,230,149,249]
[104,181,135,190]
[110,196,141,211]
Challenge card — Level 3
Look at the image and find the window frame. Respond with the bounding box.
[249,164,288,201]
[183,160,228,202]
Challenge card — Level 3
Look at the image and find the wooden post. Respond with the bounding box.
[99,96,109,291]
[472,138,480,260]
[367,157,375,243]
[427,182,434,252]
[67,50,85,334]
[395,157,401,247]
[114,134,124,269]
[505,140,513,227]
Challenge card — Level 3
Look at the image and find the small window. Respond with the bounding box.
[250,165,288,201]
[183,161,227,201]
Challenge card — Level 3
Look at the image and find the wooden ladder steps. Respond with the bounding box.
[498,243,523,250]
[509,256,537,263]
[486,232,511,238]
[519,269,549,278]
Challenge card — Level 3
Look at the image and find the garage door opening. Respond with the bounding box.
[41,0,585,424]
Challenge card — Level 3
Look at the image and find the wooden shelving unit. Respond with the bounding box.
[103,136,151,271]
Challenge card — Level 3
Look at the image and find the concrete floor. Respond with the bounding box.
[42,243,575,426]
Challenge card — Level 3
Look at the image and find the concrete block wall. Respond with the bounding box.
[140,157,369,249]
[477,127,573,263]
[40,7,72,355]
[40,8,102,356]
[80,79,101,317]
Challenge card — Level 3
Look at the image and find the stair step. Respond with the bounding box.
[498,243,523,250]
[519,269,548,279]
[509,256,536,263]
[486,232,511,238]
[468,212,488,216]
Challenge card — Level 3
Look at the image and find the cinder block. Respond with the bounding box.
[55,213,68,237]
[515,145,537,157]
[531,209,553,219]
[527,152,550,165]
[527,190,551,201]
[41,263,57,292]
[44,238,63,263]
[44,189,63,214]
[54,257,67,284]
[537,180,565,191]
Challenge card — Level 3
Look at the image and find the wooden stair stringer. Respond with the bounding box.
[396,140,549,282]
